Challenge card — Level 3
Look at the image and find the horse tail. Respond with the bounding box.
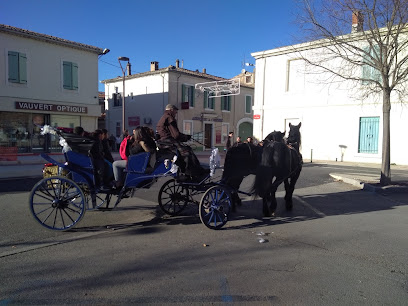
[252,164,273,198]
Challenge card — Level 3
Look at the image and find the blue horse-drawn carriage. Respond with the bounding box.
[29,126,238,231]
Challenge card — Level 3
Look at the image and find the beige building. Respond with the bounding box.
[0,24,104,155]
[102,61,254,150]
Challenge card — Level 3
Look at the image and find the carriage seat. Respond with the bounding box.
[127,152,155,174]
[64,150,94,183]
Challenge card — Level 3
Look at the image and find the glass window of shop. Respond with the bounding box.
[0,112,32,153]
[0,112,80,153]
[49,115,80,152]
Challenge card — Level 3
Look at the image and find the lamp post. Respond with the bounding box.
[118,56,130,134]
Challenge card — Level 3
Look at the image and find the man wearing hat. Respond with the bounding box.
[156,104,207,180]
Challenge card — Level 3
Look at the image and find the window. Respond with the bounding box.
[221,95,231,111]
[116,122,121,137]
[245,95,252,114]
[204,91,214,110]
[63,61,78,90]
[358,117,379,154]
[182,84,195,107]
[245,75,252,84]
[113,93,122,107]
[183,120,193,135]
[286,59,305,92]
[222,123,229,144]
[362,46,381,84]
[8,51,27,84]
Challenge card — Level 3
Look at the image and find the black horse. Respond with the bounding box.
[252,123,303,217]
[221,142,263,211]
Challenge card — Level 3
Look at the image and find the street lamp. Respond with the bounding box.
[118,56,130,134]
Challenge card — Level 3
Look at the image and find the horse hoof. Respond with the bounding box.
[271,212,276,217]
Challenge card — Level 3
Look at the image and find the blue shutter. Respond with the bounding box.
[358,117,379,153]
[63,61,72,89]
[72,63,78,90]
[19,53,27,83]
[246,96,251,113]
[8,51,19,82]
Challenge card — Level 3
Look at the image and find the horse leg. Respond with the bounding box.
[284,179,293,211]
[269,186,278,216]
[262,194,271,217]
[284,171,300,211]
[231,192,241,213]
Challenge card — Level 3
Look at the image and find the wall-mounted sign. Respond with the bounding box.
[128,116,140,126]
[253,114,261,119]
[15,102,87,114]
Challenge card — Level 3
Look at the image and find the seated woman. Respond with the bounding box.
[112,126,157,188]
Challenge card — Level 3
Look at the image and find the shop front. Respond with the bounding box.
[0,101,90,154]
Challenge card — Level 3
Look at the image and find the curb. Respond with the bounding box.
[329,173,408,194]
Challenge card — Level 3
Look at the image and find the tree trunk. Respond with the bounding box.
[381,90,392,185]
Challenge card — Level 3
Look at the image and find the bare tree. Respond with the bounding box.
[295,0,408,185]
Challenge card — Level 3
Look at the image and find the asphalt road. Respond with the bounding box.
[0,163,407,304]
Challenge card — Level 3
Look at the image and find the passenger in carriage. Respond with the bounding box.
[156,104,208,180]
[112,126,156,188]
[89,129,109,190]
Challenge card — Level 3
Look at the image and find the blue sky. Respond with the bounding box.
[1,0,302,91]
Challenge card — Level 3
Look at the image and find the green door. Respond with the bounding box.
[238,122,253,142]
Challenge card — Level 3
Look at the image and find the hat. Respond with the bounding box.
[165,104,178,111]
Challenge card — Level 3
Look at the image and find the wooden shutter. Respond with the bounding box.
[19,53,27,83]
[8,51,19,82]
[72,63,78,89]
[63,61,72,89]
[190,86,195,107]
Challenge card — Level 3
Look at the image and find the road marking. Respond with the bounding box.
[294,195,326,218]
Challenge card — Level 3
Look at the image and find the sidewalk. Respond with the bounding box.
[0,152,407,194]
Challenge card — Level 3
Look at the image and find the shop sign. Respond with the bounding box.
[128,116,140,126]
[253,114,261,119]
[15,102,88,114]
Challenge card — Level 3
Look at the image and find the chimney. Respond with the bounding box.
[176,59,180,68]
[150,61,159,71]
[202,68,206,74]
[352,10,363,33]
[126,62,131,76]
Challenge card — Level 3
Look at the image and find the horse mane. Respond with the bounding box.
[264,131,285,143]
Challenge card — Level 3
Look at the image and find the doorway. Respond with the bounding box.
[204,123,212,149]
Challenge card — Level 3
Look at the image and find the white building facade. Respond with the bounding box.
[252,37,408,166]
[0,24,103,154]
[102,61,254,150]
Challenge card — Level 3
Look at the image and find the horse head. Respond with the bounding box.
[287,122,302,150]
[264,130,285,143]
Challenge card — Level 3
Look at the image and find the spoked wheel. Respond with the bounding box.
[199,186,232,230]
[29,176,86,231]
[158,179,190,216]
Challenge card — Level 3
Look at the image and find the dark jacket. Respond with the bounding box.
[102,138,114,163]
[156,110,190,142]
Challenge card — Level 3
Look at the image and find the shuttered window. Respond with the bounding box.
[8,51,27,84]
[362,46,381,84]
[245,95,252,114]
[182,84,195,107]
[221,95,231,111]
[63,61,79,90]
[358,117,379,154]
[204,91,214,110]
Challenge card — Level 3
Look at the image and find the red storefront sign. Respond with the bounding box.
[128,116,140,126]
[253,114,261,119]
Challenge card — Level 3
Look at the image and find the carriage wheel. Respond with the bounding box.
[199,186,232,230]
[158,179,189,216]
[29,176,86,231]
